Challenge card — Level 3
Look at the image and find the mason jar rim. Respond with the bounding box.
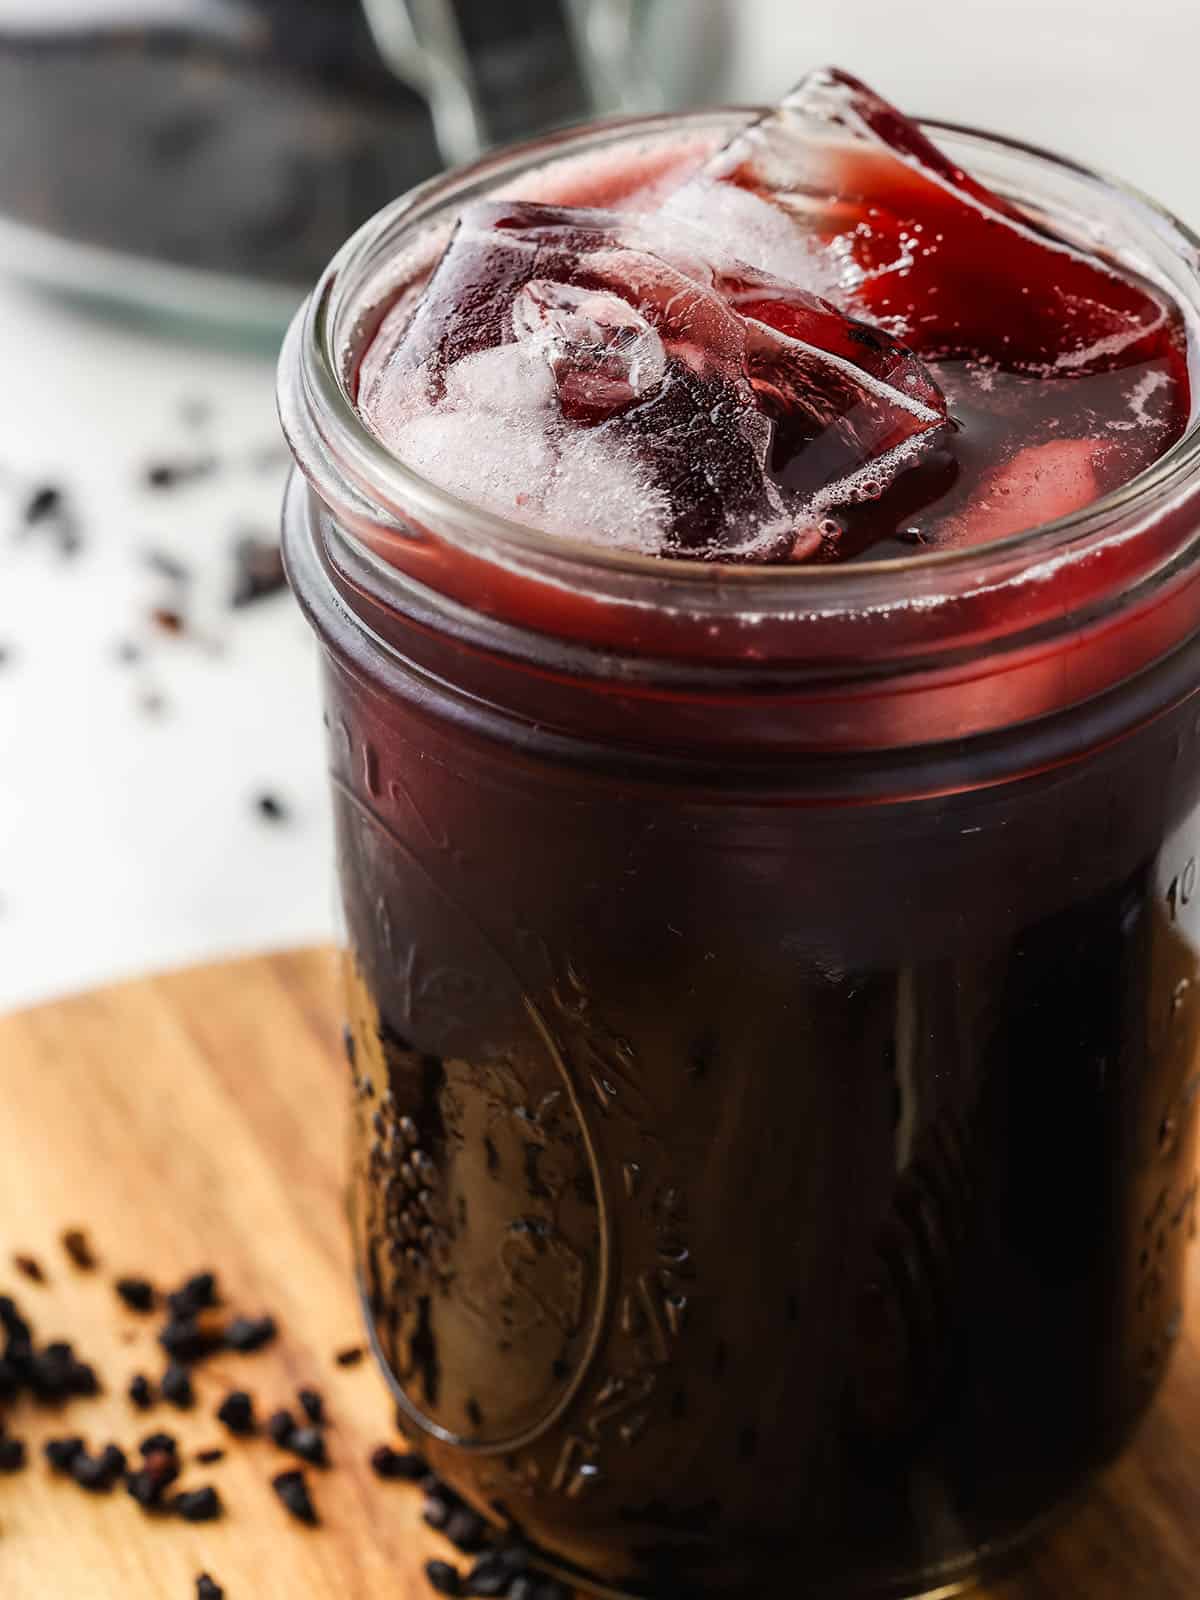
[282,104,1200,629]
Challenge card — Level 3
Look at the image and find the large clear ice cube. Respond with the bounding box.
[360,199,948,560]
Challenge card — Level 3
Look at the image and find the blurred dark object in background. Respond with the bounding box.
[0,0,725,335]
[0,0,438,287]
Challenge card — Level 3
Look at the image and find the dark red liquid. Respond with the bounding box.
[709,69,1191,561]
[357,69,1191,566]
[282,79,1200,1600]
[293,566,1200,1597]
[834,358,1180,560]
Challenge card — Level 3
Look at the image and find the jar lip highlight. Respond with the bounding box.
[282,105,1200,625]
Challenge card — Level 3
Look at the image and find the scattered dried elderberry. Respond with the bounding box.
[445,1507,488,1553]
[423,1490,453,1530]
[61,1228,97,1271]
[145,455,218,490]
[44,1436,85,1473]
[68,1358,100,1398]
[287,1426,327,1468]
[128,1373,155,1410]
[216,1389,255,1435]
[513,1581,567,1600]
[224,1314,276,1352]
[166,1272,218,1319]
[161,1363,194,1409]
[369,1444,426,1481]
[253,793,288,824]
[29,1340,98,1401]
[72,1360,101,1397]
[492,1545,532,1580]
[115,1276,157,1312]
[425,1560,463,1597]
[266,1408,296,1447]
[297,1387,324,1426]
[231,535,286,608]
[141,1432,179,1457]
[24,485,62,523]
[159,1315,217,1365]
[174,1485,222,1522]
[126,1446,181,1509]
[463,1554,513,1596]
[72,1443,127,1491]
[0,1293,31,1340]
[22,484,82,557]
[271,1467,318,1525]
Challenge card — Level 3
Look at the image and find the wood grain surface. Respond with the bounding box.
[0,948,1197,1599]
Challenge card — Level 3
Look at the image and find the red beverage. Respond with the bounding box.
[280,73,1200,1597]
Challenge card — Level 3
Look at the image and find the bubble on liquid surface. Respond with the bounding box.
[359,199,949,560]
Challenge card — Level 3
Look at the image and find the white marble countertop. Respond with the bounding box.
[0,3,1196,1011]
[0,282,334,1011]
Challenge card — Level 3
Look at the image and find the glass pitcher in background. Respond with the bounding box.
[0,0,731,334]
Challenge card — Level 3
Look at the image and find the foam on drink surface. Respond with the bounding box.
[355,70,1191,566]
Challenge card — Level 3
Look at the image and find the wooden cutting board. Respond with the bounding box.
[0,948,1198,1599]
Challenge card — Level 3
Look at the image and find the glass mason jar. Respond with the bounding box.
[278,111,1200,1598]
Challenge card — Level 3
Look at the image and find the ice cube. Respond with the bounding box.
[512,280,668,423]
[542,430,672,554]
[360,199,949,560]
[670,67,1175,374]
[388,409,558,514]
[441,342,557,413]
